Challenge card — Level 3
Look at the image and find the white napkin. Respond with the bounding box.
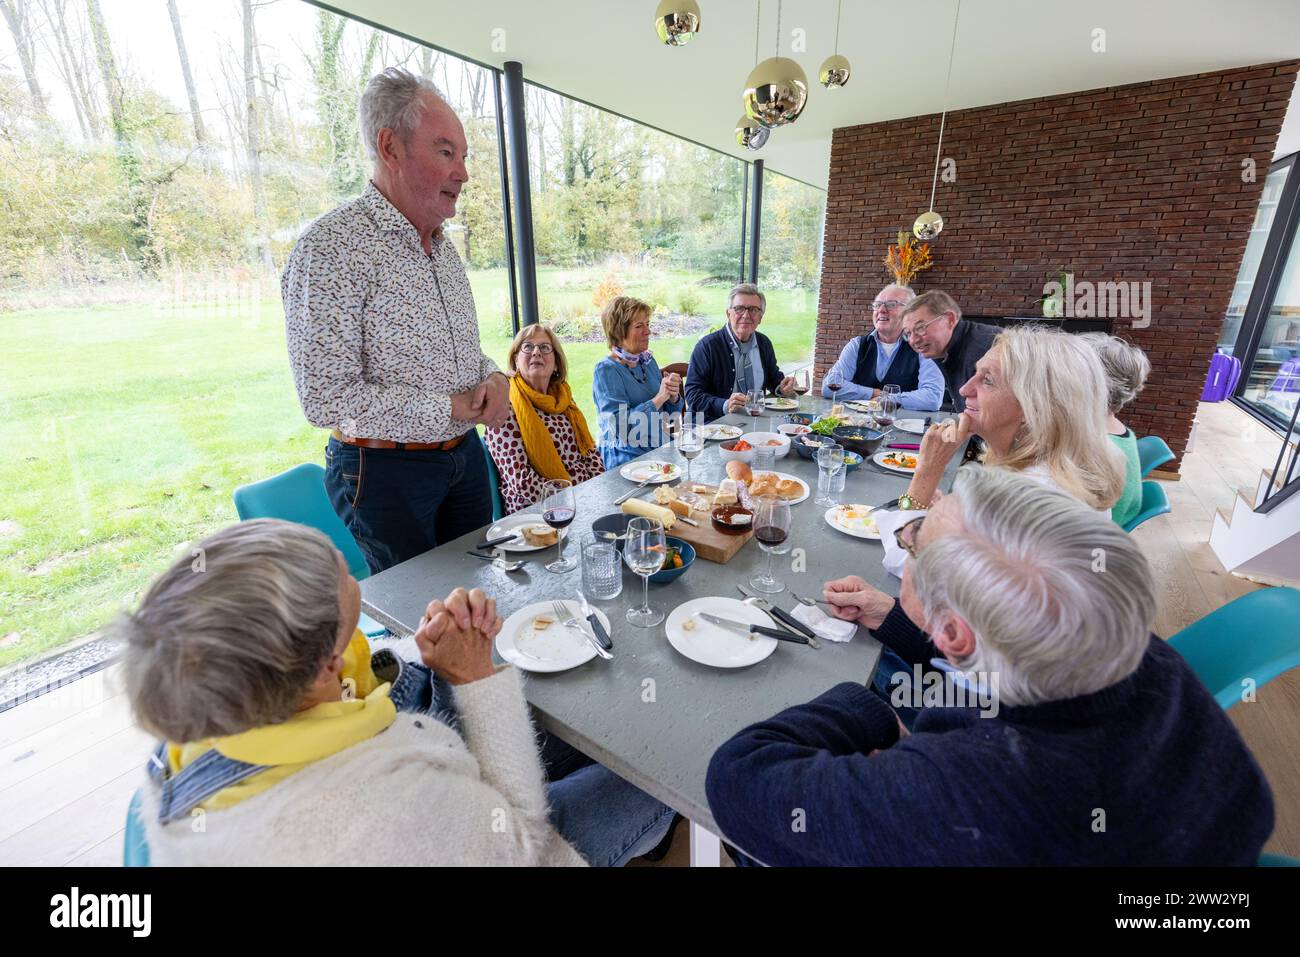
[873,507,929,580]
[790,603,858,643]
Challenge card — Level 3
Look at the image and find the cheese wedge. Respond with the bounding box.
[621,498,677,528]
[712,478,739,506]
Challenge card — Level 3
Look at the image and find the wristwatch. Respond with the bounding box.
[897,493,930,511]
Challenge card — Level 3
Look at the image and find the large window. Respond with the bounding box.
[758,168,826,369]
[1218,164,1291,353]
[0,0,507,668]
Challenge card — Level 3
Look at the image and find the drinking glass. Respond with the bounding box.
[745,388,765,432]
[675,427,704,483]
[815,441,845,506]
[623,517,666,627]
[881,384,901,411]
[793,369,812,412]
[580,533,623,600]
[824,368,845,404]
[875,394,898,439]
[751,495,792,594]
[540,479,576,573]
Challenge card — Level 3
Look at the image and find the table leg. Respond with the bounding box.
[689,820,721,867]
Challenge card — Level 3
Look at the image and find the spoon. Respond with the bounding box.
[465,551,526,572]
[792,592,836,610]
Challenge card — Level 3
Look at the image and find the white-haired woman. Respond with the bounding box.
[1079,332,1151,527]
[118,519,673,866]
[707,468,1273,865]
[898,324,1126,515]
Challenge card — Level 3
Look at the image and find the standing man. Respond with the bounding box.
[684,283,797,422]
[820,284,942,410]
[283,68,509,573]
[898,290,999,413]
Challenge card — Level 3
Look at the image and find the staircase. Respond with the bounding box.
[1210,414,1300,586]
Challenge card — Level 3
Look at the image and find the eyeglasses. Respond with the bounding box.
[519,343,554,355]
[872,300,904,312]
[893,515,925,559]
[730,305,764,316]
[901,315,942,343]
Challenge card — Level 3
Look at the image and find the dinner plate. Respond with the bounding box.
[485,512,562,552]
[619,460,682,484]
[746,470,810,505]
[495,600,609,673]
[665,597,778,668]
[824,503,883,540]
[763,397,798,410]
[873,450,918,474]
[844,399,880,413]
[699,423,744,441]
[896,418,929,435]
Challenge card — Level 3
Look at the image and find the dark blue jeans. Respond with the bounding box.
[325,430,493,574]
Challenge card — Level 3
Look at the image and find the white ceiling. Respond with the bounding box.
[327,0,1300,188]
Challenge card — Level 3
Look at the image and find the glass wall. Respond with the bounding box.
[758,168,826,370]
[1218,164,1292,354]
[1239,231,1300,427]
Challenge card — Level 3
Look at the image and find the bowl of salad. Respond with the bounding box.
[649,538,696,583]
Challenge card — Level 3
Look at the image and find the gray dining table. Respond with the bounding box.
[359,397,961,865]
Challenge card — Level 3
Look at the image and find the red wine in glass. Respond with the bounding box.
[543,507,575,530]
[755,526,788,547]
[827,382,842,395]
[793,385,809,396]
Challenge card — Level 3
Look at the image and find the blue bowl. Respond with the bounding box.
[841,451,863,471]
[792,433,828,460]
[650,537,695,584]
[592,513,633,552]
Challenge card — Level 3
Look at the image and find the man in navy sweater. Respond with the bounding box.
[684,283,797,422]
[706,468,1273,866]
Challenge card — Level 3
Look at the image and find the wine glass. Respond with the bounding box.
[824,368,844,405]
[745,388,765,432]
[675,427,704,483]
[793,368,812,411]
[751,494,792,594]
[540,479,576,573]
[815,441,845,507]
[875,394,898,440]
[624,517,666,627]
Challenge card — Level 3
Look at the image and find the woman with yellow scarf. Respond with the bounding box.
[485,324,605,514]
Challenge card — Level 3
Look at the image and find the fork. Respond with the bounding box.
[551,600,612,660]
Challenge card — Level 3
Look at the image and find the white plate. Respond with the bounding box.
[746,470,810,505]
[844,399,881,413]
[485,513,562,553]
[699,423,743,442]
[665,597,778,668]
[495,600,608,673]
[824,504,883,540]
[896,418,929,435]
[763,397,798,410]
[619,460,682,484]
[873,450,918,474]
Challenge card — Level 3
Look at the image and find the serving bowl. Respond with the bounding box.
[832,426,887,458]
[718,439,756,464]
[743,431,791,459]
[592,513,634,552]
[711,503,754,535]
[792,433,833,461]
[649,537,695,583]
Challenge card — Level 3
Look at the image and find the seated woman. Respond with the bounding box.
[1079,332,1151,527]
[897,324,1125,517]
[593,296,683,469]
[707,468,1273,865]
[485,323,604,514]
[118,519,673,866]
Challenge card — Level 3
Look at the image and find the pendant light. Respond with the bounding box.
[743,0,807,129]
[913,0,962,241]
[654,0,701,46]
[819,0,850,88]
[736,3,769,149]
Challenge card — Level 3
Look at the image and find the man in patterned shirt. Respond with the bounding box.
[283,68,509,573]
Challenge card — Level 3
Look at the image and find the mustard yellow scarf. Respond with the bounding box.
[509,374,595,482]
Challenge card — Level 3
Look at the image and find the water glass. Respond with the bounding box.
[753,443,775,473]
[624,517,666,627]
[580,534,623,600]
[815,442,844,506]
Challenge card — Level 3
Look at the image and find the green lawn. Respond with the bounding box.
[0,266,816,667]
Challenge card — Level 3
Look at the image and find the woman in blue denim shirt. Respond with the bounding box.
[592,296,683,468]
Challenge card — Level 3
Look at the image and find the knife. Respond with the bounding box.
[614,480,651,506]
[736,585,819,642]
[697,612,811,645]
[576,589,612,650]
[477,533,519,549]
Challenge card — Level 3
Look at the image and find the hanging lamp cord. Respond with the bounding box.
[929,0,963,212]
[834,0,842,54]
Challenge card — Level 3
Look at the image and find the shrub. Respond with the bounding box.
[592,272,624,312]
[676,285,704,316]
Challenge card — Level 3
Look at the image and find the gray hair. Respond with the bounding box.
[909,466,1154,708]
[901,289,961,324]
[1078,332,1151,414]
[878,283,916,303]
[727,282,766,312]
[116,519,343,743]
[359,67,448,163]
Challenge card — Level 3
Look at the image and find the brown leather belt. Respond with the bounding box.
[331,429,466,451]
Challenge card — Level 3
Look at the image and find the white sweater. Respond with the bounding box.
[140,667,588,866]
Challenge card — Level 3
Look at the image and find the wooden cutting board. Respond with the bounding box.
[647,483,753,565]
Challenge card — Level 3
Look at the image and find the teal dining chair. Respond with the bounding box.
[1260,853,1300,866]
[1121,480,1171,532]
[1167,587,1300,710]
[123,789,150,867]
[232,463,386,636]
[481,431,506,522]
[1136,435,1175,477]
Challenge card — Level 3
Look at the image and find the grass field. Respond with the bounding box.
[0,266,817,667]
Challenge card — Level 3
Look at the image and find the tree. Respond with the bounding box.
[166,0,206,148]
[240,0,272,268]
[0,0,49,120]
[37,0,99,140]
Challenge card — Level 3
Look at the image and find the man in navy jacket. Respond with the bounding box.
[684,283,797,422]
[706,468,1273,866]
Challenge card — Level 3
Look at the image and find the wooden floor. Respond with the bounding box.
[1,399,1295,866]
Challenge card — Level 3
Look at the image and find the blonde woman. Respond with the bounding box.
[485,324,604,514]
[901,324,1126,515]
[1079,333,1151,527]
[593,296,682,468]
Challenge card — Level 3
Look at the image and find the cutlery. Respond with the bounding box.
[465,551,525,572]
[551,600,612,660]
[736,585,821,647]
[923,416,933,429]
[614,480,651,506]
[793,591,836,611]
[868,495,901,512]
[696,612,813,646]
[576,589,612,650]
[477,533,519,549]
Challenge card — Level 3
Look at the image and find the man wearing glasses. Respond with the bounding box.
[819,284,942,409]
[898,290,998,413]
[684,283,797,421]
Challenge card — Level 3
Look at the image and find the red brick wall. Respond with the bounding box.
[815,61,1299,471]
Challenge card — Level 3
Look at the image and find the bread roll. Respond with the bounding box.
[726,460,753,483]
[620,498,677,528]
[522,524,558,547]
[776,479,802,500]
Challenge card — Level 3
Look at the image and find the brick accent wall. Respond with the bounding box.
[815,61,1299,471]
